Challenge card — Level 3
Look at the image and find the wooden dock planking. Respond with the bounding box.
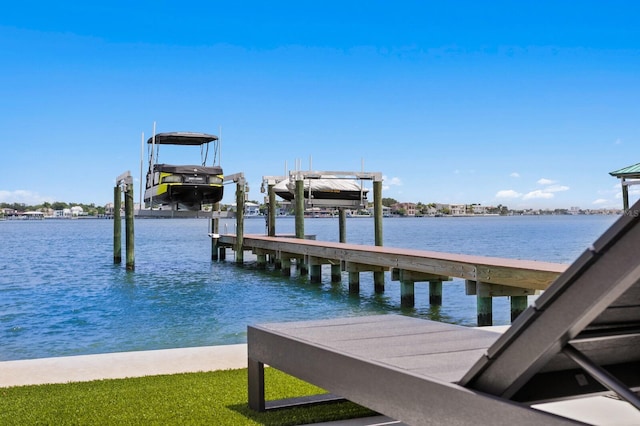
[217,234,567,288]
[216,234,569,325]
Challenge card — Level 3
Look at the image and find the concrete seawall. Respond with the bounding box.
[0,344,247,387]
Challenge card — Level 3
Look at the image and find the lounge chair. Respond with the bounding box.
[247,200,640,425]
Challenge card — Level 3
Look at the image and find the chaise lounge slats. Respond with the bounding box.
[248,199,640,425]
[248,317,580,425]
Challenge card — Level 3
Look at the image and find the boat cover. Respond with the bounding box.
[272,177,368,201]
[285,178,368,194]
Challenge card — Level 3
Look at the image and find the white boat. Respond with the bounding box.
[273,176,368,203]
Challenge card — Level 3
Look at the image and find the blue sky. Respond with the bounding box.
[1,1,639,209]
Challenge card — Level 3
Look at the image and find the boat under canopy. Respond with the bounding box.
[274,176,368,204]
[144,132,224,211]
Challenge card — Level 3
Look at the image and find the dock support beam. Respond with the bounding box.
[332,208,347,282]
[124,181,135,271]
[510,295,528,322]
[295,179,304,239]
[211,203,220,261]
[392,270,450,308]
[113,185,122,264]
[400,281,415,307]
[429,280,443,305]
[348,272,360,294]
[235,177,245,264]
[294,177,307,275]
[373,180,384,293]
[268,183,276,237]
[346,262,386,295]
[467,280,536,326]
[477,293,493,326]
[281,257,292,277]
[310,264,322,283]
[256,250,268,269]
[470,281,493,326]
[114,171,134,270]
[339,207,347,242]
[331,264,342,283]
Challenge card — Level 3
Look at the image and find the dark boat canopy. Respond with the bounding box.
[147,132,218,146]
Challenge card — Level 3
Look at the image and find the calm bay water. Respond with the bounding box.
[0,214,617,361]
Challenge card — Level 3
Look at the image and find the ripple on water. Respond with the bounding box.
[0,215,618,360]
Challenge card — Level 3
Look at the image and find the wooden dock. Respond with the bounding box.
[215,234,568,325]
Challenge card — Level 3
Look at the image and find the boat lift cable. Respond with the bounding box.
[214,140,219,165]
[201,142,209,166]
[154,143,160,166]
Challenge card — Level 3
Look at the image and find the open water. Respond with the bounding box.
[0,214,618,361]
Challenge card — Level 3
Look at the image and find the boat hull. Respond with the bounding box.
[144,164,223,211]
[275,189,365,202]
[276,178,369,202]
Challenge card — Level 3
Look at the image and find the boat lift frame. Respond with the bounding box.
[258,170,385,289]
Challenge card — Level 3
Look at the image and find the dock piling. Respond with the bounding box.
[281,257,292,277]
[294,177,308,274]
[235,177,245,265]
[113,186,122,264]
[476,281,494,326]
[114,171,134,270]
[510,295,528,322]
[400,280,415,307]
[124,180,135,270]
[477,296,493,326]
[429,280,443,305]
[348,271,360,293]
[310,263,322,283]
[373,179,385,292]
[267,183,276,237]
[333,208,348,282]
[210,203,220,261]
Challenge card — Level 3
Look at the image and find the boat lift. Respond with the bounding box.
[209,172,247,262]
[259,170,385,288]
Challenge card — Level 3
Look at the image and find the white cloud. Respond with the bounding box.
[592,199,608,205]
[523,190,555,200]
[382,176,402,192]
[537,178,556,185]
[495,179,570,204]
[0,190,53,205]
[510,172,520,178]
[383,176,402,186]
[495,189,522,199]
[544,185,570,193]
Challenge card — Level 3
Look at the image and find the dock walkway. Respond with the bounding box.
[217,234,568,325]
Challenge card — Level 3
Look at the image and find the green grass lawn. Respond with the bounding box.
[0,368,375,425]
